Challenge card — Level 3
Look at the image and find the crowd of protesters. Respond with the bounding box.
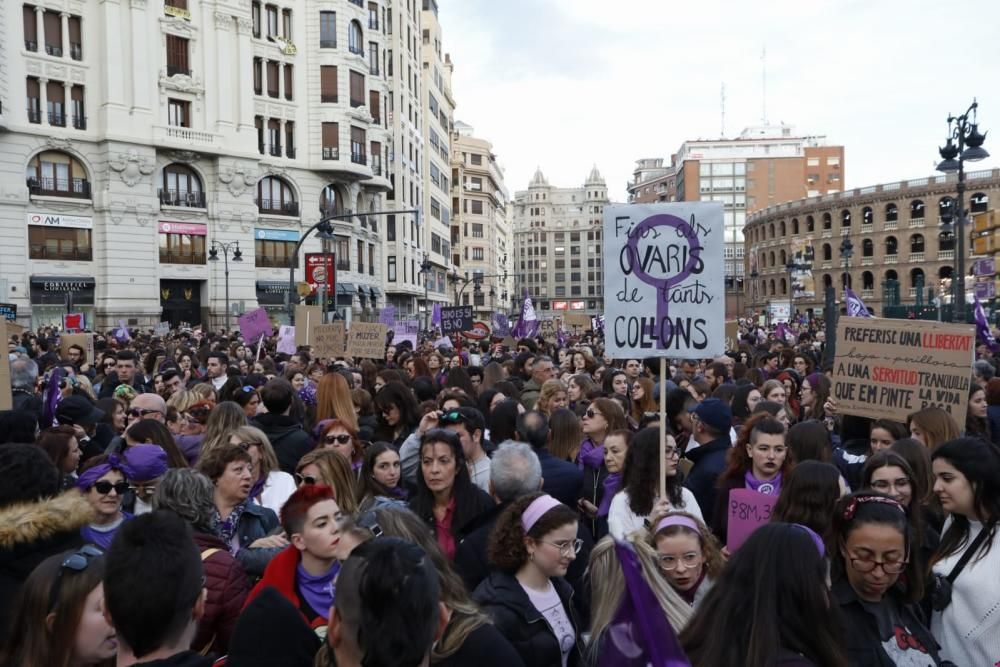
[0,315,998,666]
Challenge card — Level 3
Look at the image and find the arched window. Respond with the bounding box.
[971,192,989,214]
[320,184,343,215]
[938,197,955,222]
[939,266,953,280]
[823,274,833,288]
[885,236,898,256]
[862,206,873,226]
[769,251,776,267]
[25,150,90,198]
[779,220,786,237]
[792,218,799,235]
[769,223,775,239]
[910,199,925,220]
[938,230,955,252]
[822,243,832,261]
[862,239,874,257]
[910,234,924,253]
[257,176,298,215]
[841,209,851,227]
[822,212,832,230]
[349,20,363,54]
[779,249,786,265]
[885,270,898,283]
[862,271,874,290]
[910,268,925,289]
[781,278,787,295]
[160,164,204,207]
[842,272,852,289]
[885,203,898,222]
[769,279,776,295]
[806,215,815,232]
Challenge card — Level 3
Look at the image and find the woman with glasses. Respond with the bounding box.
[0,546,116,667]
[647,512,723,610]
[608,427,702,540]
[831,492,944,666]
[473,493,584,667]
[577,398,628,540]
[409,429,494,561]
[294,448,360,515]
[628,377,657,425]
[76,454,133,549]
[229,425,296,515]
[316,418,363,476]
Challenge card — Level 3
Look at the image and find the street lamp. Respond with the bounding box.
[839,238,854,296]
[209,240,243,332]
[937,99,989,323]
[419,253,433,332]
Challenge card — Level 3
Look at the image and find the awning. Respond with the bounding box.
[369,286,381,296]
[337,283,357,295]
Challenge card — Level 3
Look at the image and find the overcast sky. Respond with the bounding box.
[439,0,1000,203]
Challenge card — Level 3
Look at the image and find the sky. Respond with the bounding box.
[439,0,1000,203]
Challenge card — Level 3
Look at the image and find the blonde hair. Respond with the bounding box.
[295,449,358,514]
[167,389,198,413]
[231,425,279,480]
[315,372,359,432]
[536,379,567,415]
[188,383,216,403]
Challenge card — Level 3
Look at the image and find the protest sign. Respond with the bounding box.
[433,336,452,349]
[311,322,346,359]
[490,313,512,338]
[539,318,557,340]
[0,322,12,410]
[346,322,388,359]
[726,488,776,551]
[378,306,396,326]
[392,320,419,349]
[440,306,473,334]
[277,325,297,354]
[153,321,170,337]
[725,320,739,351]
[832,318,975,424]
[768,301,791,324]
[294,306,323,346]
[63,313,85,332]
[0,303,17,321]
[59,333,95,365]
[564,313,591,330]
[238,307,272,344]
[603,202,724,357]
[5,320,26,337]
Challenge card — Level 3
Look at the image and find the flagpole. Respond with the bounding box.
[659,357,667,501]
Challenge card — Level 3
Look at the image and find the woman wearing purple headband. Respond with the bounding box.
[76,453,134,550]
[650,512,724,610]
[473,493,585,667]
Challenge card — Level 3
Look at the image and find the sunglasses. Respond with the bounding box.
[48,544,103,611]
[585,409,602,419]
[324,434,352,445]
[128,407,162,418]
[438,410,465,425]
[129,483,157,499]
[92,480,130,495]
[294,473,318,485]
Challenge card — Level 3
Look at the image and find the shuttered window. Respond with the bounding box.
[369,90,380,123]
[349,70,364,107]
[266,60,279,97]
[320,66,337,103]
[283,64,293,100]
[23,6,37,50]
[166,35,189,75]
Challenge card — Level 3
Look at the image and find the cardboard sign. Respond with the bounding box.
[294,306,323,346]
[832,318,976,421]
[346,322,388,359]
[440,306,473,334]
[277,325,297,354]
[312,322,346,359]
[564,313,592,329]
[59,333,95,365]
[238,307,272,344]
[392,320,419,350]
[539,318,557,340]
[433,336,452,349]
[0,303,17,321]
[831,318,974,424]
[0,322,12,410]
[5,321,26,338]
[603,202,725,357]
[725,320,739,351]
[726,488,776,551]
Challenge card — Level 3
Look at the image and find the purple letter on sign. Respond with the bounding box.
[238,308,273,344]
[725,488,776,551]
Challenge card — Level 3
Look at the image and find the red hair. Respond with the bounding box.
[280,484,335,536]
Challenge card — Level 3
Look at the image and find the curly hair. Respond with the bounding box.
[487,492,578,573]
[536,379,567,415]
[622,427,684,515]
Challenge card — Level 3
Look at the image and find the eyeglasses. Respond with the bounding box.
[92,480,129,495]
[438,410,465,425]
[128,407,162,418]
[295,473,318,485]
[129,483,157,499]
[870,478,911,493]
[585,409,602,419]
[103,361,116,368]
[849,556,907,575]
[48,544,103,611]
[324,434,353,445]
[656,552,703,571]
[540,538,583,556]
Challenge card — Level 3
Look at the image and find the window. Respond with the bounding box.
[348,20,363,54]
[266,60,279,97]
[251,1,261,37]
[357,239,364,273]
[369,90,380,123]
[281,8,291,39]
[160,164,204,207]
[387,256,397,281]
[256,176,297,215]
[23,5,38,51]
[472,223,483,238]
[253,58,263,94]
[68,16,81,60]
[166,98,190,128]
[283,64,293,101]
[321,122,339,160]
[159,230,206,265]
[369,42,379,75]
[430,198,441,220]
[470,153,482,166]
[387,215,396,241]
[43,10,61,56]
[44,80,65,126]
[350,126,366,164]
[319,184,340,215]
[285,121,295,158]
[255,239,295,268]
[472,247,484,261]
[166,35,190,76]
[349,70,365,107]
[320,66,338,102]
[368,3,379,29]
[29,225,92,261]
[26,77,40,123]
[471,200,483,214]
[370,141,382,174]
[26,150,90,198]
[265,4,278,37]
[319,11,336,47]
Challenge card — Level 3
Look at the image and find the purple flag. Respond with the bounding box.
[774,322,794,343]
[556,325,567,347]
[600,541,691,667]
[511,289,540,339]
[114,319,131,342]
[491,313,511,338]
[974,296,999,353]
[844,288,873,318]
[42,367,62,428]
[431,303,442,327]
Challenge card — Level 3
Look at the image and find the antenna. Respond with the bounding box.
[720,83,726,137]
[761,46,768,125]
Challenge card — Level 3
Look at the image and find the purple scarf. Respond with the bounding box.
[213,502,248,554]
[744,470,782,496]
[597,472,621,517]
[578,438,605,470]
[297,560,340,618]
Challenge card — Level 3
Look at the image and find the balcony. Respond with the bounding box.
[27,107,41,124]
[349,0,363,6]
[938,249,955,261]
[160,251,206,265]
[840,227,851,236]
[45,44,63,57]
[862,289,875,299]
[70,43,82,60]
[885,254,899,264]
[28,177,91,199]
[369,17,379,30]
[821,261,832,269]
[909,217,925,228]
[320,39,337,48]
[25,39,37,51]
[821,229,832,238]
[153,125,220,149]
[884,219,898,230]
[369,61,379,76]
[909,252,925,262]
[268,143,282,157]
[348,44,364,56]
[860,257,874,266]
[861,223,874,234]
[322,147,340,160]
[256,199,299,216]
[159,189,206,208]
[369,265,375,276]
[72,115,86,130]
[371,159,382,176]
[48,111,66,127]
[351,150,367,165]
[167,64,191,77]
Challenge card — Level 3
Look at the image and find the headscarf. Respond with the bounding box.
[75,453,135,490]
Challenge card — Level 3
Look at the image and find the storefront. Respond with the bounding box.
[159,279,204,327]
[29,275,96,328]
[255,280,294,324]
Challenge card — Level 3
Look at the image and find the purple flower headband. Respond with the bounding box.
[76,453,135,490]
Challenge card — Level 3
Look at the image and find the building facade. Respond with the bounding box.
[512,168,608,318]
[449,121,511,318]
[1,0,392,329]
[626,158,676,204]
[744,168,1000,317]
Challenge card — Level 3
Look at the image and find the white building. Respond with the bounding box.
[0,0,392,329]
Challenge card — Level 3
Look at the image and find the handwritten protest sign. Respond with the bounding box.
[311,322,346,359]
[832,318,974,424]
[346,322,388,359]
[564,313,591,330]
[392,320,419,349]
[378,306,396,326]
[725,320,739,351]
[440,306,473,334]
[0,322,12,410]
[238,307,272,344]
[277,325,297,354]
[726,488,776,551]
[153,321,170,337]
[603,202,724,357]
[59,333,95,366]
[294,306,323,346]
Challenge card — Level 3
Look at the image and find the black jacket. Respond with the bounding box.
[682,436,731,519]
[251,413,313,474]
[10,389,43,431]
[97,373,148,398]
[435,620,527,667]
[536,448,583,508]
[578,463,609,541]
[473,572,584,667]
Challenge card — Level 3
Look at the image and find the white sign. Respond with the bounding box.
[26,213,93,229]
[602,202,725,358]
[768,301,791,323]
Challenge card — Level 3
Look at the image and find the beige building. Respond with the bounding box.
[512,168,609,318]
[744,168,1000,316]
[449,121,512,318]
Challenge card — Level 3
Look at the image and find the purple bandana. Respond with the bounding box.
[75,454,135,490]
[744,470,782,496]
[297,560,340,618]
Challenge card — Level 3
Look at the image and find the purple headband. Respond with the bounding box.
[75,453,135,490]
[654,513,701,535]
[521,495,562,533]
[793,523,826,557]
